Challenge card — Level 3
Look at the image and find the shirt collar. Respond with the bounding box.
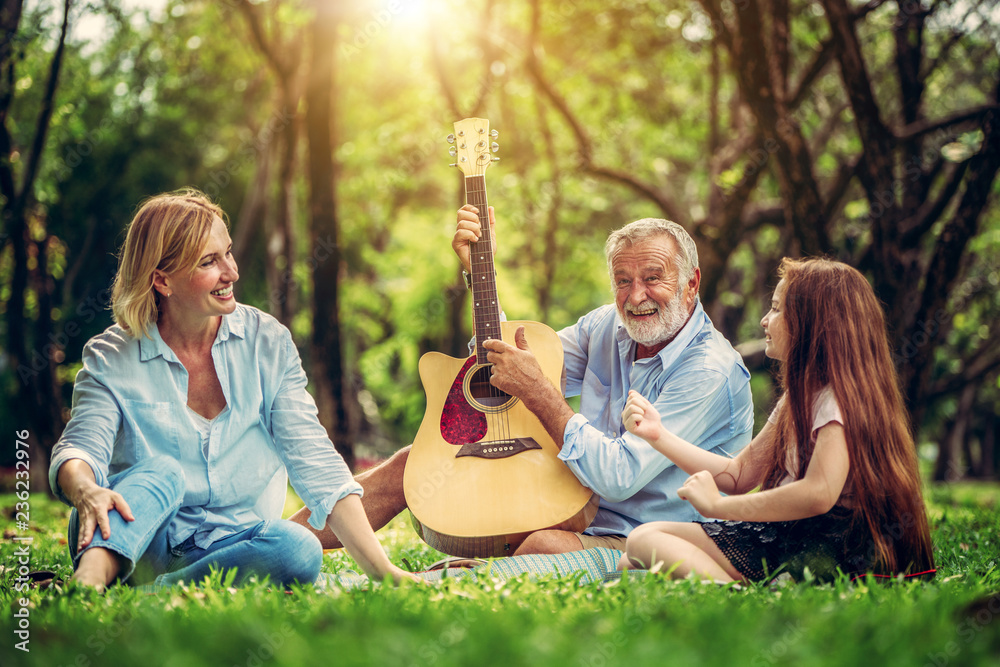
[219,305,246,342]
[615,297,707,369]
[138,305,246,362]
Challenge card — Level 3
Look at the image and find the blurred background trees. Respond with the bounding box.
[2,0,998,491]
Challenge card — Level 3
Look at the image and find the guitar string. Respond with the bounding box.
[472,178,501,445]
[469,174,511,447]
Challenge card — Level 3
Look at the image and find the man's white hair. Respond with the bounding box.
[604,218,699,284]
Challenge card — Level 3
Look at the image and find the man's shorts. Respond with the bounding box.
[576,532,627,552]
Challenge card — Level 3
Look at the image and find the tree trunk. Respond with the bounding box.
[306,0,355,470]
[232,0,304,327]
[820,0,909,321]
[902,86,1000,426]
[274,84,299,325]
[934,383,975,482]
[1,0,72,494]
[986,416,997,480]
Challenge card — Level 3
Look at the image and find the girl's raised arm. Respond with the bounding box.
[622,390,771,494]
[683,421,850,522]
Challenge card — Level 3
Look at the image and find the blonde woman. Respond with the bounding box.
[51,190,416,589]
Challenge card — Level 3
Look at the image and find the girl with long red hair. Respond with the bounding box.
[619,258,935,582]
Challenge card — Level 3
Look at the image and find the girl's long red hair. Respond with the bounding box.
[762,258,934,574]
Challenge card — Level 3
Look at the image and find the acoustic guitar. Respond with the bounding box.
[403,117,597,558]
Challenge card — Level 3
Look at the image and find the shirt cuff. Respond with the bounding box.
[557,413,591,463]
[48,448,109,506]
[305,479,364,531]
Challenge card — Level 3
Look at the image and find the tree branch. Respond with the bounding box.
[904,81,1000,411]
[0,0,24,117]
[920,1,981,80]
[3,0,70,377]
[429,0,497,120]
[895,104,1000,142]
[809,101,850,157]
[585,163,690,225]
[234,0,290,80]
[819,0,896,200]
[922,29,966,81]
[788,38,834,109]
[709,129,761,177]
[742,204,785,230]
[786,0,889,116]
[928,344,1000,402]
[525,0,688,226]
[717,0,831,253]
[524,46,591,162]
[899,158,971,247]
[821,156,859,222]
[766,0,790,103]
[19,0,71,211]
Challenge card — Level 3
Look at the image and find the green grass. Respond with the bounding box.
[2,487,999,667]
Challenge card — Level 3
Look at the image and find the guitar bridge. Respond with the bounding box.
[455,437,542,459]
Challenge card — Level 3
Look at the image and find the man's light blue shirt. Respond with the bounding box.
[557,299,753,536]
[49,304,362,549]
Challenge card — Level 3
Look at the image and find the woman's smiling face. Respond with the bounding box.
[160,215,239,320]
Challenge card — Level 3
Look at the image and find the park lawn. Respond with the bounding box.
[1,485,998,667]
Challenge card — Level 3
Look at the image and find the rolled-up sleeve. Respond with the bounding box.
[268,332,362,531]
[49,354,122,505]
[558,370,735,502]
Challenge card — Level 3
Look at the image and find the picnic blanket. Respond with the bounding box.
[315,547,649,590]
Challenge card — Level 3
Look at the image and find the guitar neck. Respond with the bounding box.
[466,175,501,364]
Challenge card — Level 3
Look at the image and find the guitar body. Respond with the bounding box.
[404,320,597,558]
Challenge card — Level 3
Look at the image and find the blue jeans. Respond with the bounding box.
[68,456,323,587]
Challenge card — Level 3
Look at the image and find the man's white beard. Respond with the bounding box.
[620,288,689,347]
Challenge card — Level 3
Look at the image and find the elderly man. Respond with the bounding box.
[293,206,753,556]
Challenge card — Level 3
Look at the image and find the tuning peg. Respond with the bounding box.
[446,134,455,144]
[491,129,498,139]
[449,146,457,157]
[491,142,499,153]
[491,157,500,162]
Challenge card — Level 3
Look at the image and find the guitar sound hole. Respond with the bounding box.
[467,365,513,409]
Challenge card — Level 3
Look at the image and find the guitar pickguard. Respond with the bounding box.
[440,356,487,445]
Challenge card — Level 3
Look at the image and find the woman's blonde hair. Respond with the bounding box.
[111,189,226,338]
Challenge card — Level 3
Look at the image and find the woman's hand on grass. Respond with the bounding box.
[385,565,425,585]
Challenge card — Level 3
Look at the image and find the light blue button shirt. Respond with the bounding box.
[557,299,753,536]
[49,304,362,549]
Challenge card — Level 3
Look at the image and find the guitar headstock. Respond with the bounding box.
[447,117,499,176]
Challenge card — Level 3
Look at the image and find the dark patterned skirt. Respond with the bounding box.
[698,505,872,583]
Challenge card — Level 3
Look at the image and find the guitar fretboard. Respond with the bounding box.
[466,175,501,365]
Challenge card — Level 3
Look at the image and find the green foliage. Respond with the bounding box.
[1,490,999,666]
